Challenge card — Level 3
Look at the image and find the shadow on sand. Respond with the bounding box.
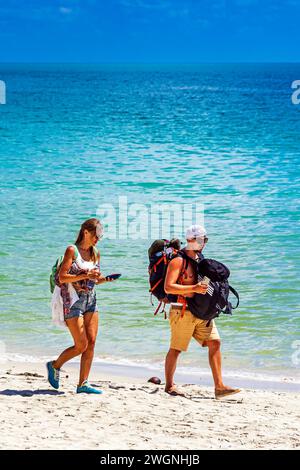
[0,389,64,397]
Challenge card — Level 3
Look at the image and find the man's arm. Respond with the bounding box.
[164,257,207,295]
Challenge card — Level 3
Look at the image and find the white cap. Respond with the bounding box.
[185,224,207,240]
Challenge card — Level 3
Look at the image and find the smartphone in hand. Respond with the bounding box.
[202,276,210,286]
[105,273,122,281]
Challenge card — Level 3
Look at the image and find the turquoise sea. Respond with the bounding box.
[0,64,299,385]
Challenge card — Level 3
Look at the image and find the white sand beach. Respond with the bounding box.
[0,361,299,450]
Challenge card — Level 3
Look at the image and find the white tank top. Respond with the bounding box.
[75,250,98,270]
[70,246,100,292]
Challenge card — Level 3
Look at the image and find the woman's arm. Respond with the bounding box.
[58,246,89,284]
[94,250,109,284]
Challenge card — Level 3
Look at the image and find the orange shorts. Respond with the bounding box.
[169,306,220,352]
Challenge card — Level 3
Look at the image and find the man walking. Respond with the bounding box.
[164,224,241,399]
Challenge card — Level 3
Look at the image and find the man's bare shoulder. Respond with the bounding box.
[168,255,184,270]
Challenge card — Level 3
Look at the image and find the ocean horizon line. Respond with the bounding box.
[1,61,300,66]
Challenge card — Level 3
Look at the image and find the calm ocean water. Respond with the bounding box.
[0,64,299,380]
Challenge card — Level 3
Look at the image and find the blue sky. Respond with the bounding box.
[0,0,299,62]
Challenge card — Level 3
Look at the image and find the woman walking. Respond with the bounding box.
[47,218,109,394]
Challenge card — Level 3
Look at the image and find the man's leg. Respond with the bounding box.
[205,339,241,397]
[205,339,224,389]
[165,348,181,392]
[165,309,194,395]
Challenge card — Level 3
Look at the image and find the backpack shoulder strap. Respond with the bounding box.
[175,251,189,317]
[229,285,239,309]
[180,256,188,280]
[177,250,189,272]
[170,250,189,282]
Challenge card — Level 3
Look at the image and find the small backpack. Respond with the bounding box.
[50,255,64,293]
[187,258,240,326]
[49,245,79,293]
[148,238,186,317]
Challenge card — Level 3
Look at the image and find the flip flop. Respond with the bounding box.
[165,386,185,397]
[215,388,241,400]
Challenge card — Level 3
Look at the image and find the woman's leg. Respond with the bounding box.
[78,312,99,386]
[53,317,88,369]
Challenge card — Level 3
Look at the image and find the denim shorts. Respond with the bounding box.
[64,290,98,321]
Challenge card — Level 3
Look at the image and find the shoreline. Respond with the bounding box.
[2,354,300,393]
[91,361,300,393]
[0,360,299,449]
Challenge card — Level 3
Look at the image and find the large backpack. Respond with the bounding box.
[148,239,188,317]
[187,258,239,326]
